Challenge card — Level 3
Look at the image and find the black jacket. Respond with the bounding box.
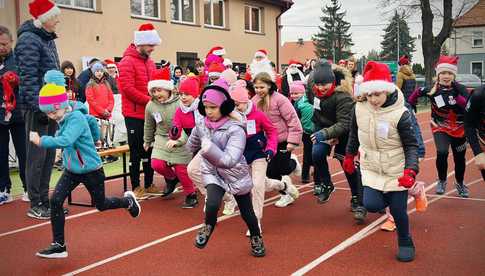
[0,51,23,124]
[464,85,485,156]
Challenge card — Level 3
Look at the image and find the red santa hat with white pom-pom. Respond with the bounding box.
[435,55,459,76]
[134,23,161,46]
[148,67,174,91]
[254,49,268,59]
[29,0,61,28]
[359,61,396,95]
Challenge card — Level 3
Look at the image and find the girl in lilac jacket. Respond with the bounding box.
[187,83,265,257]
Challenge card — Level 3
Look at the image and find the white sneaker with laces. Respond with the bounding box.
[275,176,298,208]
[291,154,302,177]
[222,197,237,215]
[22,192,30,202]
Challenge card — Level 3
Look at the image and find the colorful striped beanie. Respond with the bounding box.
[38,70,68,113]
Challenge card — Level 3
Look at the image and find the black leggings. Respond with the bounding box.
[433,132,466,183]
[50,169,129,244]
[302,133,313,180]
[266,142,297,180]
[205,184,260,236]
[125,117,154,189]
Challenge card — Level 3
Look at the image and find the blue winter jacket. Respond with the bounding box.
[0,51,23,124]
[15,20,60,111]
[40,101,102,174]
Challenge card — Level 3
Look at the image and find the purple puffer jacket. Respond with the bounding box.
[186,119,253,195]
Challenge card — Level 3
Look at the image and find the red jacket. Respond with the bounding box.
[118,44,156,120]
[85,82,114,119]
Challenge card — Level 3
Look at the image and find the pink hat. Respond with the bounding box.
[230,86,249,103]
[289,81,306,94]
[202,89,227,107]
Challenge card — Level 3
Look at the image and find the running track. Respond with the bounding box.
[0,111,484,276]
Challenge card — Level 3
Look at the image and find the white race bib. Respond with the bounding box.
[313,97,321,110]
[152,112,162,123]
[434,95,446,108]
[377,120,390,139]
[246,120,257,135]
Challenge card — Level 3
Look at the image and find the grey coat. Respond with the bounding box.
[186,119,253,195]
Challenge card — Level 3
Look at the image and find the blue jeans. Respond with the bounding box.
[364,187,410,240]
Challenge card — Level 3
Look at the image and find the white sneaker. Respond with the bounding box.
[275,194,295,208]
[22,192,30,202]
[246,220,262,237]
[222,197,237,215]
[291,154,302,177]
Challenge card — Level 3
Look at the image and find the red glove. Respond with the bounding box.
[398,169,417,188]
[343,154,356,174]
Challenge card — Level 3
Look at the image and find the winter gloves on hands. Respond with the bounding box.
[398,169,417,188]
[343,154,356,175]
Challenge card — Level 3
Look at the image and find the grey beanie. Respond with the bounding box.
[313,61,335,84]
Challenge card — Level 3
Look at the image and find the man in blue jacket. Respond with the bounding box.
[15,0,61,219]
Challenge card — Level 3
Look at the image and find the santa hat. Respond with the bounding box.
[288,59,303,68]
[29,0,61,28]
[223,58,233,67]
[134,23,161,46]
[38,70,68,113]
[435,55,458,75]
[206,46,226,58]
[398,55,410,66]
[359,61,396,94]
[338,59,347,66]
[254,49,268,59]
[208,62,225,78]
[104,59,117,69]
[179,77,200,98]
[148,67,174,91]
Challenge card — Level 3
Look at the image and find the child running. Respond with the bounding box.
[344,61,419,262]
[464,84,485,181]
[143,68,197,207]
[30,70,140,258]
[187,81,265,257]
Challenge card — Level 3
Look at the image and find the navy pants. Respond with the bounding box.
[0,122,26,193]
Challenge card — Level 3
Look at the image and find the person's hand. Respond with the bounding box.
[326,138,339,146]
[29,131,41,146]
[310,131,326,144]
[103,110,111,119]
[166,139,178,150]
[143,143,152,152]
[343,154,356,174]
[286,143,297,152]
[169,126,181,140]
[398,169,417,188]
[475,152,485,170]
[265,150,274,162]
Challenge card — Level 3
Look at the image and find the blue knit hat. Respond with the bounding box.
[90,62,105,74]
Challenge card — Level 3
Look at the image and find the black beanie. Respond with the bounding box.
[313,61,335,84]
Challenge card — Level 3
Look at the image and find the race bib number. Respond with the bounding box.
[313,97,321,110]
[246,120,257,135]
[434,95,445,108]
[377,121,390,139]
[152,112,162,123]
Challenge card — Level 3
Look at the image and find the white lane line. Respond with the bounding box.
[291,158,477,276]
[427,194,485,202]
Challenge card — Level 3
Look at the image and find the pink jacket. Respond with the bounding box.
[252,92,303,145]
[245,105,278,154]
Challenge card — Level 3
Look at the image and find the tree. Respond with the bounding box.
[377,0,476,86]
[366,49,381,61]
[380,10,416,61]
[312,0,354,62]
[412,63,425,75]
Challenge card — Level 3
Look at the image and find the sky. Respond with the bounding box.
[280,0,473,65]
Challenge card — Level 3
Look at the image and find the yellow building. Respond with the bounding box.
[0,0,292,71]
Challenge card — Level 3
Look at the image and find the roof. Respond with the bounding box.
[260,0,293,11]
[279,41,317,66]
[454,0,485,28]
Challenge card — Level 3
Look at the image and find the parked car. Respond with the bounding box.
[456,74,482,92]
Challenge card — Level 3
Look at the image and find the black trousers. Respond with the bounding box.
[266,142,297,180]
[302,133,313,181]
[0,122,26,193]
[50,168,129,244]
[433,132,466,183]
[125,117,154,189]
[205,184,260,237]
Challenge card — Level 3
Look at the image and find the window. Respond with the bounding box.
[471,62,483,78]
[171,0,195,24]
[244,5,261,33]
[131,0,160,19]
[472,31,483,48]
[204,0,224,28]
[55,0,95,10]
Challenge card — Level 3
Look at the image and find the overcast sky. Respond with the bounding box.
[280,0,474,65]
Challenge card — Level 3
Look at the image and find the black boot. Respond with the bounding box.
[195,224,213,249]
[314,183,324,196]
[397,237,415,262]
[162,177,179,197]
[182,193,198,209]
[250,235,266,257]
[350,196,359,212]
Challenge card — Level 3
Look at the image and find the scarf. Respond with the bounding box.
[238,100,253,123]
[205,116,229,130]
[312,82,336,99]
[180,98,204,126]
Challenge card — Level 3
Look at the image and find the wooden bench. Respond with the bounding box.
[67,145,130,207]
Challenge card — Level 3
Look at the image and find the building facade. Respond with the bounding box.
[0,0,292,71]
[279,39,316,69]
[449,0,485,79]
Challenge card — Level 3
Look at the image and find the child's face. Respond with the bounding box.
[151,87,171,103]
[366,91,388,110]
[197,66,204,74]
[64,67,74,77]
[175,69,183,77]
[347,61,355,71]
[204,102,222,121]
[438,71,454,86]
[47,108,67,122]
[107,66,117,76]
[290,90,304,101]
[254,80,270,98]
[180,93,195,107]
[235,101,248,113]
[94,70,104,79]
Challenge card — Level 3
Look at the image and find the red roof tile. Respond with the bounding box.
[454,0,485,28]
[279,40,317,66]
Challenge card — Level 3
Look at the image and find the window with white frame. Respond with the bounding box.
[471,61,483,78]
[131,0,160,19]
[244,5,261,33]
[472,31,483,48]
[171,0,196,24]
[55,0,95,10]
[204,0,224,27]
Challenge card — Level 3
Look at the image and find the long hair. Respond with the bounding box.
[253,72,277,112]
